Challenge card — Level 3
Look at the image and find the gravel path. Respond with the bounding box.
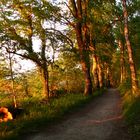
[23,88,130,140]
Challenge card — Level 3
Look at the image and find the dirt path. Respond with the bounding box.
[23,88,130,140]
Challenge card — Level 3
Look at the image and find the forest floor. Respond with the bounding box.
[22,88,131,140]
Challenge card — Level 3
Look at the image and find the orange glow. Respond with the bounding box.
[0,107,13,122]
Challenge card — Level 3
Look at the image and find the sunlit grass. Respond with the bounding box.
[119,83,140,140]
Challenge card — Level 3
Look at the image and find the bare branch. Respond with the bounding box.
[64,2,76,18]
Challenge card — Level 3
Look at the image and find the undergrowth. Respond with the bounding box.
[124,97,140,140]
[119,83,140,140]
[0,88,105,140]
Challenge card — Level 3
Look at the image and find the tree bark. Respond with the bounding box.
[39,64,49,100]
[90,37,103,89]
[8,52,17,108]
[76,25,93,95]
[118,40,126,84]
[97,57,103,88]
[92,55,99,89]
[122,0,139,94]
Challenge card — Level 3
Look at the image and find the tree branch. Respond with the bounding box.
[46,28,74,48]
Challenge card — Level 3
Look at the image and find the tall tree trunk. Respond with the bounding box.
[8,52,17,108]
[90,39,103,89]
[76,25,93,95]
[118,40,126,84]
[104,63,110,87]
[122,0,139,94]
[92,55,99,89]
[97,58,103,88]
[39,64,49,100]
[39,28,50,100]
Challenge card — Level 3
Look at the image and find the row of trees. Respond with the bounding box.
[0,0,140,103]
[66,0,140,96]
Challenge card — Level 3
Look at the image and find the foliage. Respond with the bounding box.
[118,78,132,95]
[49,51,84,94]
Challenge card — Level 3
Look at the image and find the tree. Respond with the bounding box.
[0,0,62,101]
[88,0,116,88]
[65,0,93,95]
[122,0,139,95]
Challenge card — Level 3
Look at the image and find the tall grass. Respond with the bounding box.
[119,82,140,140]
[123,97,140,140]
[0,89,105,140]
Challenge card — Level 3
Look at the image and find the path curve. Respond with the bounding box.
[23,89,130,140]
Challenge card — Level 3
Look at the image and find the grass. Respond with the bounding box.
[123,97,140,140]
[0,88,105,140]
[119,83,140,140]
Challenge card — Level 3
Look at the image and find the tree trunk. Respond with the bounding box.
[92,55,99,88]
[104,63,110,87]
[69,0,93,96]
[39,64,49,100]
[97,58,103,88]
[122,0,139,94]
[8,52,17,108]
[39,27,50,100]
[90,40,103,89]
[118,40,126,83]
[75,23,92,95]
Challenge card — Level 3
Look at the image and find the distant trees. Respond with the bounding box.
[49,51,84,94]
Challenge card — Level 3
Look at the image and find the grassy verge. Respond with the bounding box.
[0,88,105,140]
[123,97,140,140]
[119,84,140,140]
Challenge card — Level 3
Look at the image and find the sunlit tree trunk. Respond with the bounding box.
[39,64,49,99]
[76,27,93,95]
[118,40,126,83]
[40,28,50,100]
[92,54,103,88]
[92,55,99,89]
[90,38,99,89]
[104,63,111,87]
[97,58,103,88]
[122,0,139,94]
